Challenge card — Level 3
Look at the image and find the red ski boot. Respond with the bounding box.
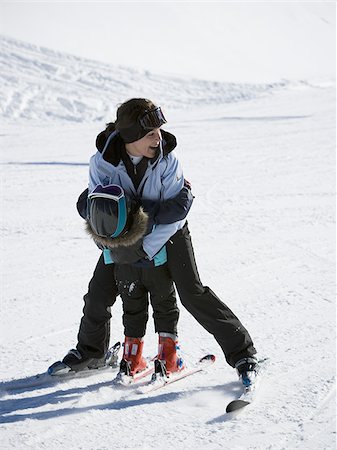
[156,333,185,376]
[119,337,147,376]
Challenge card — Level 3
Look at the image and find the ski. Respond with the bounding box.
[226,357,269,414]
[113,365,155,387]
[138,354,216,394]
[0,342,121,392]
[226,387,256,413]
[112,355,157,387]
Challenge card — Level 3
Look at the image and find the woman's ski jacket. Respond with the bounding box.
[85,128,192,260]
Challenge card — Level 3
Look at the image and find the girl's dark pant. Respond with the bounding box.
[114,263,179,338]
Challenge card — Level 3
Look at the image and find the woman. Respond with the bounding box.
[52,98,258,387]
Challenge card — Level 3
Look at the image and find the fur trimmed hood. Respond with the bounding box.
[85,206,149,249]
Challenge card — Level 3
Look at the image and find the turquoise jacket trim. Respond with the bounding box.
[103,248,114,265]
[153,246,167,267]
[102,245,167,267]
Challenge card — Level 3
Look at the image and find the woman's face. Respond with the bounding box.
[125,128,162,158]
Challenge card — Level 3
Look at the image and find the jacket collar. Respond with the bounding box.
[95,127,177,167]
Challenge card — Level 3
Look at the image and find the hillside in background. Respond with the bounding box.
[0,34,298,123]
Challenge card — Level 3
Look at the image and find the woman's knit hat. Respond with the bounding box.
[116,103,167,143]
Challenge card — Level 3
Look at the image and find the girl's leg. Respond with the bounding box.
[115,265,149,375]
[115,265,149,338]
[143,264,179,335]
[144,265,183,374]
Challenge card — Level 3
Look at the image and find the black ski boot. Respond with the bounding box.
[62,349,95,372]
[48,342,121,375]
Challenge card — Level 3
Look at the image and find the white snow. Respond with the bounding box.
[0,35,293,123]
[0,36,336,449]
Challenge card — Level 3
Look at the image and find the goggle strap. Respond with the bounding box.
[110,195,127,238]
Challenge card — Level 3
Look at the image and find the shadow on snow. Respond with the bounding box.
[3,161,89,166]
[0,380,241,424]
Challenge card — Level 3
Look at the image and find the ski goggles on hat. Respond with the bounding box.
[118,106,167,143]
[88,184,127,238]
[139,107,167,130]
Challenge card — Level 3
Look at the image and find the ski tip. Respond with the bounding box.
[226,399,250,413]
[200,354,216,363]
[47,361,61,375]
[112,341,121,350]
[47,361,71,376]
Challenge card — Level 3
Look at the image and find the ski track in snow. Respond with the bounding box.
[0,36,336,450]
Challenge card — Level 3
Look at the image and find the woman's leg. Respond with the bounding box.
[76,253,118,359]
[167,223,257,367]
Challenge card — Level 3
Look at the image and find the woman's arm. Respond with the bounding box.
[76,180,193,223]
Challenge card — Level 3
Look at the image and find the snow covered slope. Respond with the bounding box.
[0,37,335,450]
[0,34,292,123]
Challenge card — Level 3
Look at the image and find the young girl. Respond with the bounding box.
[86,183,184,379]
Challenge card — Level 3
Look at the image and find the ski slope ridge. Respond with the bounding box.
[0,34,298,123]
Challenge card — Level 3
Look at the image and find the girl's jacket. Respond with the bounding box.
[79,128,193,261]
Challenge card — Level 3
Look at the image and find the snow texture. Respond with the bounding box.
[0,35,336,450]
[1,34,294,123]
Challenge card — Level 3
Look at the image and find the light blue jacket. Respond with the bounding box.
[88,130,186,260]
